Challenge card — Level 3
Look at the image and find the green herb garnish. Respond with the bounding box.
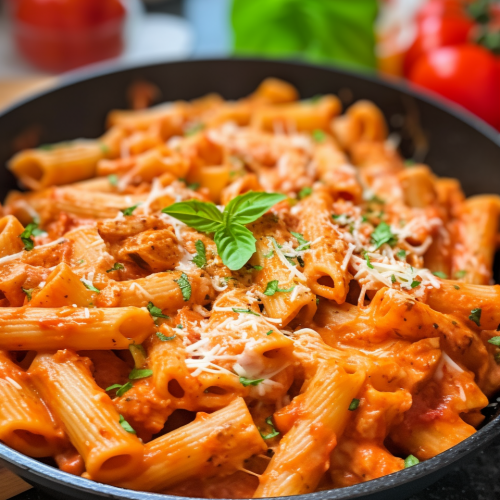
[106,262,124,273]
[174,273,192,301]
[162,192,285,270]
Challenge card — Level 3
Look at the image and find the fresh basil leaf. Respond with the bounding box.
[224,191,286,225]
[119,414,136,434]
[174,273,192,301]
[469,308,482,327]
[147,302,170,319]
[80,279,100,293]
[162,200,224,233]
[214,223,256,270]
[239,376,264,387]
[106,262,124,273]
[121,204,140,216]
[371,222,398,249]
[156,332,176,342]
[231,0,378,69]
[129,367,153,380]
[488,336,500,346]
[192,240,207,268]
[22,288,33,301]
[298,186,312,200]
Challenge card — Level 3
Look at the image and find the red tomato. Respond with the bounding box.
[10,0,126,72]
[409,44,500,128]
[404,14,474,76]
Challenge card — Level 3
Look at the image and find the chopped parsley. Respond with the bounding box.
[119,415,136,434]
[129,367,153,380]
[348,398,360,411]
[469,308,482,327]
[397,249,407,259]
[22,288,33,301]
[263,249,274,259]
[410,280,421,289]
[106,262,124,273]
[432,271,448,279]
[251,265,263,271]
[106,382,133,397]
[147,302,170,319]
[390,274,396,284]
[81,279,100,293]
[108,174,119,187]
[263,280,296,296]
[239,377,264,387]
[120,204,140,216]
[298,186,312,200]
[176,324,183,329]
[184,122,205,136]
[18,222,41,251]
[404,455,420,468]
[232,308,259,316]
[312,129,326,143]
[453,285,460,290]
[266,330,273,335]
[174,273,192,301]
[260,416,280,440]
[290,231,310,251]
[156,332,176,342]
[371,222,397,249]
[455,270,467,279]
[365,254,374,269]
[192,240,207,268]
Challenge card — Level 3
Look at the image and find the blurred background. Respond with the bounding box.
[0,0,499,129]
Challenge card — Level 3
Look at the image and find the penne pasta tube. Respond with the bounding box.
[114,397,266,492]
[250,215,317,326]
[29,351,144,482]
[452,195,500,284]
[29,263,94,307]
[96,270,214,309]
[0,215,25,257]
[425,280,500,331]
[0,307,154,350]
[255,362,365,497]
[9,140,105,190]
[251,95,342,133]
[0,350,66,457]
[299,190,352,303]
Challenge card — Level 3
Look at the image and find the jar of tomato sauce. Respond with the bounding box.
[8,0,126,72]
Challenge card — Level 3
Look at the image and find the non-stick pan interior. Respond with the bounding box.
[0,58,499,500]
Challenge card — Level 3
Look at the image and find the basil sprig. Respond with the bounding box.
[162,191,286,270]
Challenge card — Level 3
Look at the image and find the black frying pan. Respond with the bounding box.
[0,58,499,500]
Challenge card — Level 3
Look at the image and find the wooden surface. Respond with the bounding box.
[0,76,56,111]
[0,467,31,500]
[0,75,58,499]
